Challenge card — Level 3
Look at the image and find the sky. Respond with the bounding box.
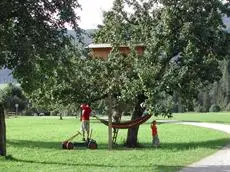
[77,0,114,29]
[76,0,230,30]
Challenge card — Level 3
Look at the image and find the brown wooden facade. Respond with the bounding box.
[88,44,145,59]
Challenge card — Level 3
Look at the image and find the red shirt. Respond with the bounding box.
[151,124,158,136]
[81,106,92,121]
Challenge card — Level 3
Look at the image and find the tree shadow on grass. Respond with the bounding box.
[5,155,230,171]
[139,138,230,151]
[7,140,63,150]
[5,155,150,168]
[7,139,121,150]
[7,138,230,151]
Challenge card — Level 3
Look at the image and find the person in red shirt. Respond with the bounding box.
[151,120,160,147]
[80,104,92,141]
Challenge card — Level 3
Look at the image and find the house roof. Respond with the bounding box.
[87,43,112,48]
[87,43,145,49]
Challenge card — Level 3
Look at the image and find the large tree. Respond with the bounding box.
[93,0,230,147]
[26,0,230,148]
[0,0,81,156]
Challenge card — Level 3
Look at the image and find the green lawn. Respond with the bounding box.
[0,116,229,172]
[168,112,230,124]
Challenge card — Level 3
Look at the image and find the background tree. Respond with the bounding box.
[0,83,28,113]
[194,58,230,112]
[0,0,81,156]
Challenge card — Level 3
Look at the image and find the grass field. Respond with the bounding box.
[0,116,229,172]
[168,112,230,124]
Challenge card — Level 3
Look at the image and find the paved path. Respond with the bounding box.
[176,122,230,172]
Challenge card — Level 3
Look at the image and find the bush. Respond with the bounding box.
[209,104,221,112]
[194,105,207,112]
[22,109,34,116]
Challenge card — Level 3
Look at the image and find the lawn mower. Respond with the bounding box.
[62,129,97,150]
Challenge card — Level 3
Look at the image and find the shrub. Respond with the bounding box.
[22,109,34,116]
[194,105,207,112]
[209,104,221,112]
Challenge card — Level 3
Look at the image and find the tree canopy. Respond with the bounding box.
[0,0,81,93]
[32,0,230,116]
[93,0,230,114]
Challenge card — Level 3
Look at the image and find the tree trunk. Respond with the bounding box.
[226,60,230,104]
[126,95,145,147]
[126,125,140,147]
[107,95,113,150]
[59,113,63,120]
[0,104,6,156]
